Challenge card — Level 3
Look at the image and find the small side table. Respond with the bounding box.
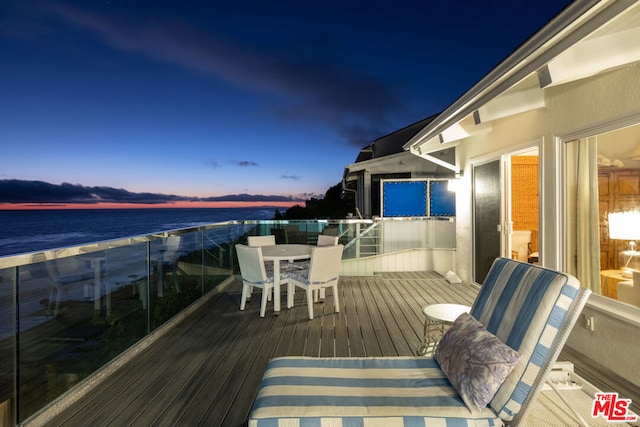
[416,303,471,356]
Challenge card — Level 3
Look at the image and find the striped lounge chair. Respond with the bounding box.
[248,258,591,427]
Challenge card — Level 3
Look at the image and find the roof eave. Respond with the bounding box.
[345,151,415,175]
[404,0,635,153]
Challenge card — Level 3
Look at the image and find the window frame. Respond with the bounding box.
[558,113,640,327]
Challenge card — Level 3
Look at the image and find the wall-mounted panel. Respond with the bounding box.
[381,179,455,217]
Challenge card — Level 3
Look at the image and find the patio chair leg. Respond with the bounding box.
[332,284,339,313]
[306,288,314,319]
[260,288,269,318]
[240,284,249,310]
[287,283,294,309]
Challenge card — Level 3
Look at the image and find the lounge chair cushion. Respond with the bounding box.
[472,258,581,420]
[434,312,521,413]
[249,356,504,427]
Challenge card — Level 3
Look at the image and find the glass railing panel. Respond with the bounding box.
[245,220,363,247]
[340,222,378,259]
[202,223,251,291]
[318,222,342,241]
[168,229,206,298]
[149,232,195,329]
[0,266,16,425]
[0,217,457,424]
[6,242,152,423]
[96,242,150,359]
[14,251,103,421]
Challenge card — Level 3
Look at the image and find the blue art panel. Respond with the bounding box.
[382,181,427,217]
[430,181,456,216]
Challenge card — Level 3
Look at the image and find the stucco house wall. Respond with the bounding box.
[453,63,640,386]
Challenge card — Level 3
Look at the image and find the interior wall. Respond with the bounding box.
[597,125,640,169]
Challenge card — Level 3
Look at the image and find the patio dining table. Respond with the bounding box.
[261,244,313,314]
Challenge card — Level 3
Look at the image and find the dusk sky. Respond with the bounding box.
[1,0,570,209]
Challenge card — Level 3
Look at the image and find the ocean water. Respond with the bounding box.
[0,207,280,257]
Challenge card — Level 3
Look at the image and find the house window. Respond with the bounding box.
[565,124,640,309]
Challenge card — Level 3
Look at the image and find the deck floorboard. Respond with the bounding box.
[44,272,479,427]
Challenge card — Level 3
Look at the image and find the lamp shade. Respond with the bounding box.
[608,211,640,240]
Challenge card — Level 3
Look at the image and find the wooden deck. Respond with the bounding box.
[27,271,640,426]
[40,272,477,426]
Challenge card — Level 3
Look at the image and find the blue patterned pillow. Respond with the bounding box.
[434,312,521,413]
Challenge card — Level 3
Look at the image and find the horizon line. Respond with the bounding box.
[0,201,302,211]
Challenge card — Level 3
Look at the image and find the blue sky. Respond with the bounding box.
[0,0,570,207]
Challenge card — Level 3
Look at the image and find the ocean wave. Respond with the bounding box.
[0,232,100,257]
[0,207,276,257]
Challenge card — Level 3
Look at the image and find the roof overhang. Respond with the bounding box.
[343,151,418,179]
[405,0,640,156]
[343,147,458,184]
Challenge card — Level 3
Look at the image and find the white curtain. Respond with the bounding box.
[566,137,601,293]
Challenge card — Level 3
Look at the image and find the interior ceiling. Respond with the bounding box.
[597,122,640,169]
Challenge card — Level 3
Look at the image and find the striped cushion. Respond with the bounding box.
[470,258,580,420]
[244,269,274,286]
[281,260,310,271]
[249,356,504,427]
[280,269,310,283]
[281,268,338,285]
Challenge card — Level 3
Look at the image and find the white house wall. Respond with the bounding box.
[340,248,455,275]
[382,219,456,252]
[452,62,640,388]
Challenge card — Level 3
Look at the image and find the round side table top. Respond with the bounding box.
[422,303,471,323]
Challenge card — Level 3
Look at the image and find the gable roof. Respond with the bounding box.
[405,0,640,155]
[370,114,438,159]
[353,114,438,164]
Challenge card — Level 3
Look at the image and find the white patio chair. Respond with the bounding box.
[247,235,276,247]
[236,244,274,318]
[314,234,339,299]
[44,255,73,317]
[317,234,339,246]
[42,252,93,316]
[285,244,343,319]
[143,235,186,305]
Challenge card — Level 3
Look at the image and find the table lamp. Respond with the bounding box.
[608,211,640,277]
